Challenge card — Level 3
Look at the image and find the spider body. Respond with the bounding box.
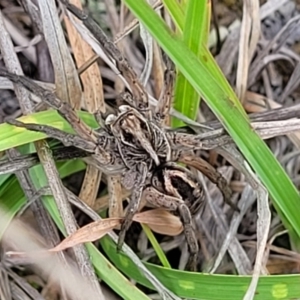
[0,0,238,271]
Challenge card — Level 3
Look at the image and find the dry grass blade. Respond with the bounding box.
[63,0,105,113]
[107,175,124,221]
[64,0,104,208]
[152,41,165,99]
[79,166,102,208]
[217,0,284,84]
[245,91,300,148]
[35,143,104,297]
[0,11,31,112]
[5,269,44,300]
[253,119,300,138]
[48,209,182,252]
[139,0,155,85]
[236,0,260,102]
[209,185,255,275]
[259,0,290,19]
[279,62,300,103]
[209,144,270,298]
[0,0,61,261]
[0,253,11,300]
[94,189,130,212]
[38,0,82,107]
[197,168,252,275]
[244,167,270,300]
[1,14,37,65]
[63,7,128,88]
[216,27,240,78]
[0,7,101,298]
[249,14,300,87]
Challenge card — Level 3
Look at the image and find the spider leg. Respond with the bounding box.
[154,60,175,126]
[7,119,97,152]
[0,69,96,143]
[168,131,232,151]
[143,186,198,271]
[7,119,112,165]
[61,0,149,112]
[178,203,198,272]
[179,153,239,211]
[117,162,148,251]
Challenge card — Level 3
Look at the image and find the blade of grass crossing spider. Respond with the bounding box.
[172,0,210,128]
[0,159,149,299]
[141,224,171,269]
[124,0,300,243]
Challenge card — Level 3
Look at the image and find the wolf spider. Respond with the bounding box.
[0,1,237,271]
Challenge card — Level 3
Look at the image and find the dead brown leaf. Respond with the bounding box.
[49,218,122,252]
[133,209,183,236]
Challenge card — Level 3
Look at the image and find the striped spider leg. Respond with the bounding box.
[144,162,205,271]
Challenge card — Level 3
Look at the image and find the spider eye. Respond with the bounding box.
[98,135,107,145]
[119,105,131,113]
[138,103,146,110]
[105,114,117,125]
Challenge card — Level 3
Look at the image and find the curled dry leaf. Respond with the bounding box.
[49,218,122,252]
[133,208,183,236]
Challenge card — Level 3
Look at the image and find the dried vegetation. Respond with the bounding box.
[1,0,300,299]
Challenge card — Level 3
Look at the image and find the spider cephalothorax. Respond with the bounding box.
[105,105,170,167]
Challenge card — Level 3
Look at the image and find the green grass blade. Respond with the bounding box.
[101,234,300,299]
[173,0,209,127]
[162,0,184,32]
[124,0,300,240]
[141,224,171,269]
